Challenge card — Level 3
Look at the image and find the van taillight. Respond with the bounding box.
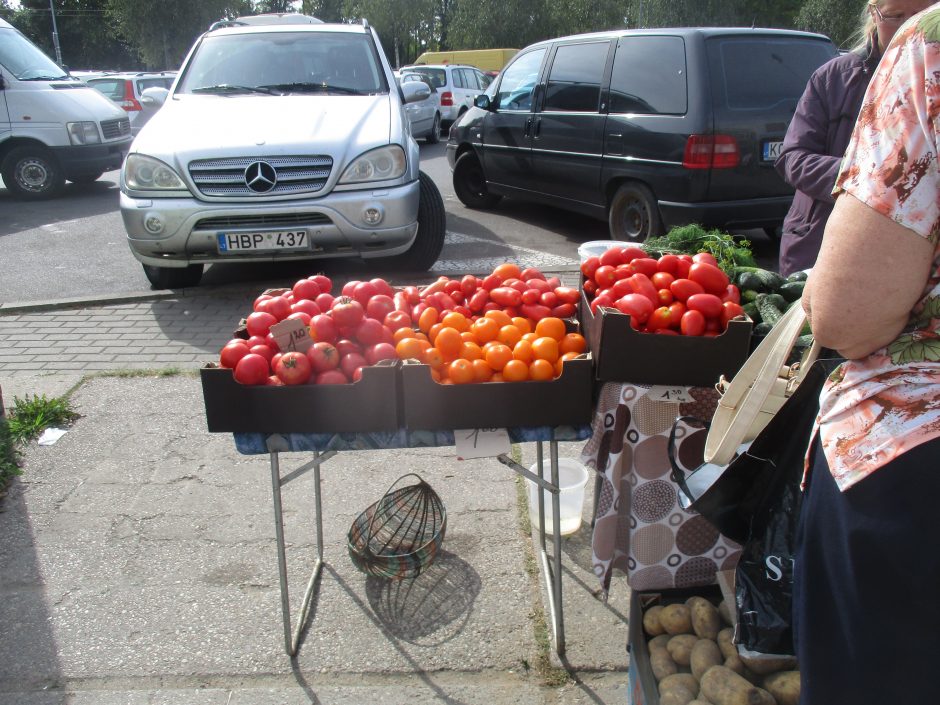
[683,134,740,169]
[121,80,142,112]
[440,91,454,107]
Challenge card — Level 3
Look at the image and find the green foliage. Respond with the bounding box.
[0,417,22,492]
[796,0,864,48]
[644,223,757,272]
[6,394,79,445]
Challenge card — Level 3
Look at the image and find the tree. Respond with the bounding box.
[796,0,864,48]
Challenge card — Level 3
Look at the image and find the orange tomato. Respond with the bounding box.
[446,358,475,384]
[459,341,484,360]
[531,336,560,363]
[417,306,439,333]
[395,337,425,361]
[511,317,532,334]
[470,316,500,344]
[535,316,566,342]
[529,358,555,381]
[501,359,529,382]
[393,327,418,344]
[559,332,587,354]
[521,332,539,343]
[461,331,476,342]
[424,347,445,370]
[441,311,470,332]
[471,358,493,382]
[428,322,445,344]
[492,262,522,281]
[483,309,512,328]
[484,343,513,371]
[434,327,463,359]
[512,338,534,363]
[490,372,504,382]
[496,324,522,348]
[555,351,580,376]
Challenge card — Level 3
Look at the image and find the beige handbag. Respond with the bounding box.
[704,302,821,465]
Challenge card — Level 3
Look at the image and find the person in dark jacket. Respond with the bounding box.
[774,0,934,277]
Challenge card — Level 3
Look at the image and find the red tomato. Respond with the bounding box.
[369,277,394,297]
[253,293,272,311]
[310,274,332,295]
[383,310,412,332]
[468,289,489,312]
[628,257,659,278]
[624,273,660,308]
[680,309,706,336]
[692,252,720,267]
[614,293,655,324]
[246,311,278,337]
[291,299,320,317]
[614,263,634,281]
[650,271,675,290]
[307,342,340,372]
[292,278,321,302]
[688,262,730,296]
[656,254,680,275]
[330,297,365,328]
[365,294,395,321]
[481,273,503,291]
[669,278,705,303]
[233,353,270,385]
[267,375,284,386]
[599,247,625,267]
[490,287,523,307]
[219,342,250,369]
[249,344,276,364]
[520,267,546,281]
[647,306,676,331]
[554,286,580,305]
[340,352,368,380]
[309,313,338,343]
[286,311,312,326]
[365,342,397,365]
[551,303,576,318]
[275,351,312,385]
[314,292,334,312]
[245,335,267,348]
[593,264,617,289]
[582,279,598,297]
[540,291,558,309]
[526,278,552,294]
[315,369,348,385]
[351,281,379,306]
[580,256,601,280]
[721,284,741,304]
[668,301,687,321]
[335,339,362,358]
[657,289,674,306]
[521,289,540,305]
[354,318,386,346]
[591,293,615,312]
[686,293,724,319]
[520,303,551,320]
[460,274,478,296]
[676,258,692,278]
[620,246,647,263]
[721,301,746,327]
[444,279,462,297]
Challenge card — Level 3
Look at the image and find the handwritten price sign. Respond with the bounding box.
[270,318,312,353]
[646,385,693,403]
[455,428,511,460]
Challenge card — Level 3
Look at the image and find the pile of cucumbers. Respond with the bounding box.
[734,267,808,337]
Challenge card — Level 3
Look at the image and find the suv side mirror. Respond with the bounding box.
[140,86,169,108]
[474,94,491,110]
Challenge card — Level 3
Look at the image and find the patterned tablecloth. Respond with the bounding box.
[581,382,741,596]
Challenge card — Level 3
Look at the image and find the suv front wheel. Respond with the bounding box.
[609,182,662,242]
[384,171,446,271]
[453,152,501,209]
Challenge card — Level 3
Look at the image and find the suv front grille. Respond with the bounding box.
[189,156,333,197]
[195,213,333,230]
[101,118,131,139]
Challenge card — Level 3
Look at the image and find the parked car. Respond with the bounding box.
[0,18,132,199]
[397,72,441,143]
[119,13,446,289]
[400,63,491,129]
[447,28,838,242]
[86,71,178,135]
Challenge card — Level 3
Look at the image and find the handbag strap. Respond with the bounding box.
[704,303,817,465]
[668,415,708,497]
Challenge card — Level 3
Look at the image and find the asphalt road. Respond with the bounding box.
[0,141,778,305]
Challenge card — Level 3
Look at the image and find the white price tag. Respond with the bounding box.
[455,428,511,460]
[270,318,312,353]
[646,385,693,403]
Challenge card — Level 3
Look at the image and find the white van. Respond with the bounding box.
[0,18,133,199]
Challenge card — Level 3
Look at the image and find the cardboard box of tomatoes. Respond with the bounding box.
[399,353,594,431]
[200,359,402,433]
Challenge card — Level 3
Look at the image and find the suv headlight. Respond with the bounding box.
[339,145,406,184]
[124,154,188,192]
[67,121,101,145]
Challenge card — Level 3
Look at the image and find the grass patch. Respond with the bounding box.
[94,367,189,379]
[1,393,79,494]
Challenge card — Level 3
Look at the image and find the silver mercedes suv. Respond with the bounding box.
[120,13,445,289]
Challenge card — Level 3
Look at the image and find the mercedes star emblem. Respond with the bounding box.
[244,161,277,193]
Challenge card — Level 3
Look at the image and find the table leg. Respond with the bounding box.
[269,448,331,657]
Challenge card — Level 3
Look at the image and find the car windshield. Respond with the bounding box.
[405,67,446,88]
[0,26,69,80]
[177,31,387,96]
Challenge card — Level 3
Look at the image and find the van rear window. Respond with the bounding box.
[609,36,687,115]
[711,37,836,111]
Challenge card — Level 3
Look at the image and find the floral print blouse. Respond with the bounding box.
[822,8,940,491]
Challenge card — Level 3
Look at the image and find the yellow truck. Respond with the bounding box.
[413,48,519,73]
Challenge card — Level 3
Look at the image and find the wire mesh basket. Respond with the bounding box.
[347,473,447,580]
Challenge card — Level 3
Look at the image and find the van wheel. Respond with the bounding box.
[69,172,105,185]
[426,113,441,144]
[609,182,662,242]
[453,152,501,209]
[1,146,65,200]
[142,263,204,289]
[385,172,445,271]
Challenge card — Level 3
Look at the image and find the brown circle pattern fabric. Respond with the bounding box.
[582,383,741,594]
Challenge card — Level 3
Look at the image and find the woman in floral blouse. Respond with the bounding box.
[798,2,940,702]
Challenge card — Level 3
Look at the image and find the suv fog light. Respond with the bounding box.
[144,213,165,235]
[362,205,384,226]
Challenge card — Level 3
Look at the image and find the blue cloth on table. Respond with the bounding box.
[233,425,593,455]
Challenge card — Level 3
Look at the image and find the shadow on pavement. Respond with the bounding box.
[0,177,121,238]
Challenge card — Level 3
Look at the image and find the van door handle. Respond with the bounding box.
[524,118,532,137]
[534,117,541,137]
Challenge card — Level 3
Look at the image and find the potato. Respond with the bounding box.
[660,673,700,697]
[659,684,697,705]
[700,665,777,705]
[649,634,672,651]
[724,654,745,675]
[651,647,679,681]
[740,654,798,675]
[718,598,735,626]
[764,670,800,705]
[690,638,723,680]
[688,596,721,640]
[689,702,712,705]
[667,634,699,666]
[659,603,694,635]
[644,604,667,636]
[717,628,737,660]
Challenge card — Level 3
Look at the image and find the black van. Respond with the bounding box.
[446,28,838,241]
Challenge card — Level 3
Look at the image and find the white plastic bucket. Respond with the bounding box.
[577,240,627,263]
[527,458,590,536]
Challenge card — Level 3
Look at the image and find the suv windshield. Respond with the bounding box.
[406,67,446,88]
[177,31,387,96]
[0,26,68,80]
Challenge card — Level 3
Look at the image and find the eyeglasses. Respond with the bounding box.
[869,3,908,25]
